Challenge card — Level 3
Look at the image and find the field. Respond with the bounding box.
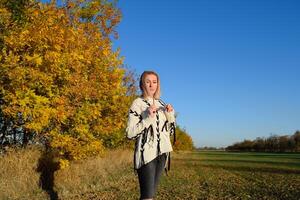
[1,149,300,200]
[157,151,300,200]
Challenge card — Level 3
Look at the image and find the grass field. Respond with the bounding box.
[157,151,300,200]
[57,151,300,200]
[1,149,300,200]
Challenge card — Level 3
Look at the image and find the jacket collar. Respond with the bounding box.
[142,96,156,104]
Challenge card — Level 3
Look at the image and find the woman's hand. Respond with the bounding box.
[165,104,174,112]
[148,105,157,118]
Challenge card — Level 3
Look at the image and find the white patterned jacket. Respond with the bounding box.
[126,96,176,171]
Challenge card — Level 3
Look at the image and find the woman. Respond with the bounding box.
[126,71,176,200]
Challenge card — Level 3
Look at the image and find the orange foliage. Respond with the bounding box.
[0,0,135,165]
[172,126,195,151]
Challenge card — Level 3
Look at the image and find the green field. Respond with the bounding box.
[63,151,300,200]
[2,149,300,200]
[156,151,300,200]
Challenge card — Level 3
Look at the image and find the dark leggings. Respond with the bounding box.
[137,153,167,199]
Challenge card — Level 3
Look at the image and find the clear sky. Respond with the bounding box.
[43,0,300,148]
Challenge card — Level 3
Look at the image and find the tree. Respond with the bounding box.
[172,126,194,151]
[279,135,289,152]
[253,137,265,152]
[292,130,300,152]
[226,132,300,153]
[265,134,279,152]
[0,0,135,167]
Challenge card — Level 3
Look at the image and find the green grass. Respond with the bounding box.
[65,151,300,200]
[156,151,300,200]
[2,149,299,199]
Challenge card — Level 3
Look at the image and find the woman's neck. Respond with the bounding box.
[144,95,154,99]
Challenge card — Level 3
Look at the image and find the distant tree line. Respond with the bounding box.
[226,131,300,152]
[197,146,225,151]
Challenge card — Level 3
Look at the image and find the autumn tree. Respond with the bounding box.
[172,126,194,151]
[0,0,135,167]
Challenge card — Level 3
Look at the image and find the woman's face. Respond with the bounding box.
[143,74,158,98]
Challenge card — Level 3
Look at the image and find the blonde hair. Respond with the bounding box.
[139,71,161,99]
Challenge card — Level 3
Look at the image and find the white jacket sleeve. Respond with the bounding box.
[164,109,176,136]
[164,110,175,123]
[126,100,155,139]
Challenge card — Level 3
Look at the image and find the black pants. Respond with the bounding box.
[137,153,167,199]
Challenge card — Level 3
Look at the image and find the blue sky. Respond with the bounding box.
[42,0,300,147]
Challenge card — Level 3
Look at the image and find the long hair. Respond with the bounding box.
[139,71,161,99]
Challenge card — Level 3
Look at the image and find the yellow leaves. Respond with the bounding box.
[25,54,43,66]
[58,159,70,169]
[33,9,39,17]
[73,124,90,138]
[0,0,135,163]
[53,44,62,51]
[173,127,195,151]
[50,132,104,168]
[18,89,49,105]
[11,89,54,132]
[0,8,8,14]
[34,56,43,65]
[0,7,11,24]
[102,48,109,56]
[51,133,74,148]
[77,54,84,60]
[2,50,20,66]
